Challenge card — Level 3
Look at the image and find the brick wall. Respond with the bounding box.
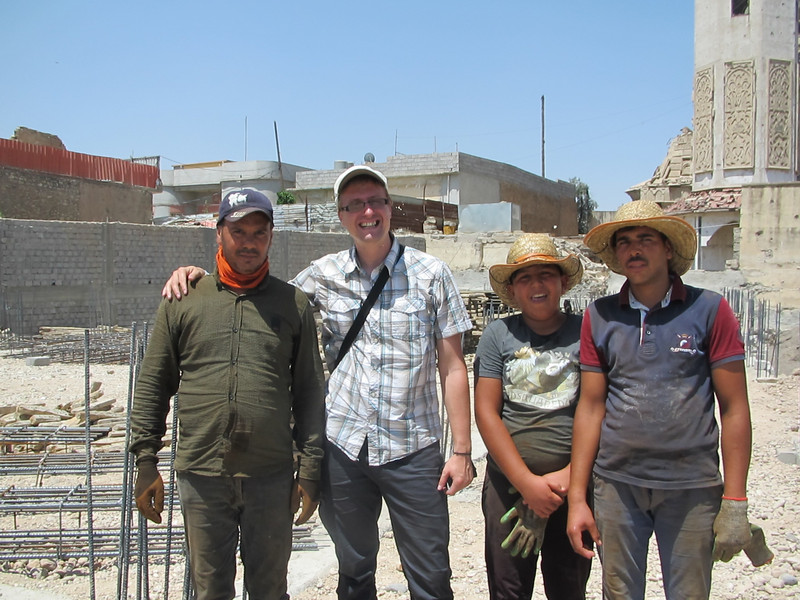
[0,165,152,223]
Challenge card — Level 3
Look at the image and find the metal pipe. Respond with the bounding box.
[83,330,97,600]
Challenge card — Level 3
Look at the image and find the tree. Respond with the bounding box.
[277,190,296,205]
[570,177,596,234]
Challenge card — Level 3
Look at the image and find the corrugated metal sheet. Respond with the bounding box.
[0,138,159,189]
[393,200,458,233]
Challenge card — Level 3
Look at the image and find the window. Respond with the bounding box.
[732,0,749,16]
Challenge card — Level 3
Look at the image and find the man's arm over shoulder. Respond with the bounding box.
[162,266,207,300]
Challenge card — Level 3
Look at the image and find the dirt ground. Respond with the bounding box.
[0,356,799,599]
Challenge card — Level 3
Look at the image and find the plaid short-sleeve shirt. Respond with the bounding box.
[291,238,472,465]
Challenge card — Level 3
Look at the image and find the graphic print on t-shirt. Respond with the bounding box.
[504,346,579,411]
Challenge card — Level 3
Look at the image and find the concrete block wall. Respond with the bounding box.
[0,219,218,334]
[0,219,425,335]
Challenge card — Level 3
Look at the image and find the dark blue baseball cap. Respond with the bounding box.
[217,189,274,225]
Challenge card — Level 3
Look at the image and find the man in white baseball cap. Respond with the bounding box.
[161,166,475,600]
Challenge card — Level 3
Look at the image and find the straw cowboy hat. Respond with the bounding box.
[489,233,583,309]
[583,200,697,276]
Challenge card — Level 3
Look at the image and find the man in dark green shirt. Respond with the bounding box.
[130,189,326,600]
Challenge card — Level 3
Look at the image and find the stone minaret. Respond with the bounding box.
[693,0,799,190]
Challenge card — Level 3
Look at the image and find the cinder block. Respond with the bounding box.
[26,356,52,367]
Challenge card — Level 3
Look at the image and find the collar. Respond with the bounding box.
[629,286,672,311]
[618,273,687,308]
[212,268,271,294]
[347,234,402,278]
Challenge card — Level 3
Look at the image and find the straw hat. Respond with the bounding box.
[583,200,697,276]
[489,234,583,309]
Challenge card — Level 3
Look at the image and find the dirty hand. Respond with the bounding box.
[516,473,564,519]
[566,500,600,559]
[712,498,751,562]
[290,478,320,525]
[161,266,206,300]
[437,453,476,496]
[134,458,164,524]
[500,498,547,558]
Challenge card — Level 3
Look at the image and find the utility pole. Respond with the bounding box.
[274,121,285,192]
[541,95,545,178]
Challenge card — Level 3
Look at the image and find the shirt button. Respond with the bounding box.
[232,327,238,333]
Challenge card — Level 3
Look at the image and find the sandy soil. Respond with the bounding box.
[0,356,798,599]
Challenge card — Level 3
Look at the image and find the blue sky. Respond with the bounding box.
[2,1,694,211]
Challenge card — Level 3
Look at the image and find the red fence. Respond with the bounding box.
[0,138,159,189]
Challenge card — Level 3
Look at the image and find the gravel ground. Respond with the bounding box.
[293,371,800,600]
[0,356,798,599]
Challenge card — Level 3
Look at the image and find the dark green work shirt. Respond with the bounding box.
[130,271,326,480]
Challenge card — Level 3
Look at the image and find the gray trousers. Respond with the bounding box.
[177,470,293,600]
[594,475,722,600]
[319,441,452,600]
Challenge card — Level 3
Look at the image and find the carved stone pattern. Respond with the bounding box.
[694,68,714,173]
[768,59,792,169]
[724,61,755,169]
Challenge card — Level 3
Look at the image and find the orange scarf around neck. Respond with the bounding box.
[216,246,270,290]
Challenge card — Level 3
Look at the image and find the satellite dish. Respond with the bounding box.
[364,152,375,163]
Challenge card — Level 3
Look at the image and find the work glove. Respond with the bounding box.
[712,498,751,562]
[743,524,774,567]
[290,478,320,525]
[134,457,164,524]
[500,498,548,558]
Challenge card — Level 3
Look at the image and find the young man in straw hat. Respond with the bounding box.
[566,200,753,599]
[475,233,592,600]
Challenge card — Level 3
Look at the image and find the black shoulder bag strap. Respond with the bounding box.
[333,244,405,371]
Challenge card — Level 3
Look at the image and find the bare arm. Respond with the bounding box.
[436,333,474,496]
[566,370,607,558]
[474,376,564,517]
[712,360,751,499]
[161,266,207,300]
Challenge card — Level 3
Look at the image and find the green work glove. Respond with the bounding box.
[290,477,320,525]
[500,499,547,558]
[712,498,751,562]
[743,524,774,567]
[134,457,164,524]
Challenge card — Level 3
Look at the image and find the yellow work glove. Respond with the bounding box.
[134,457,164,524]
[500,498,547,558]
[712,498,751,562]
[290,478,320,525]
